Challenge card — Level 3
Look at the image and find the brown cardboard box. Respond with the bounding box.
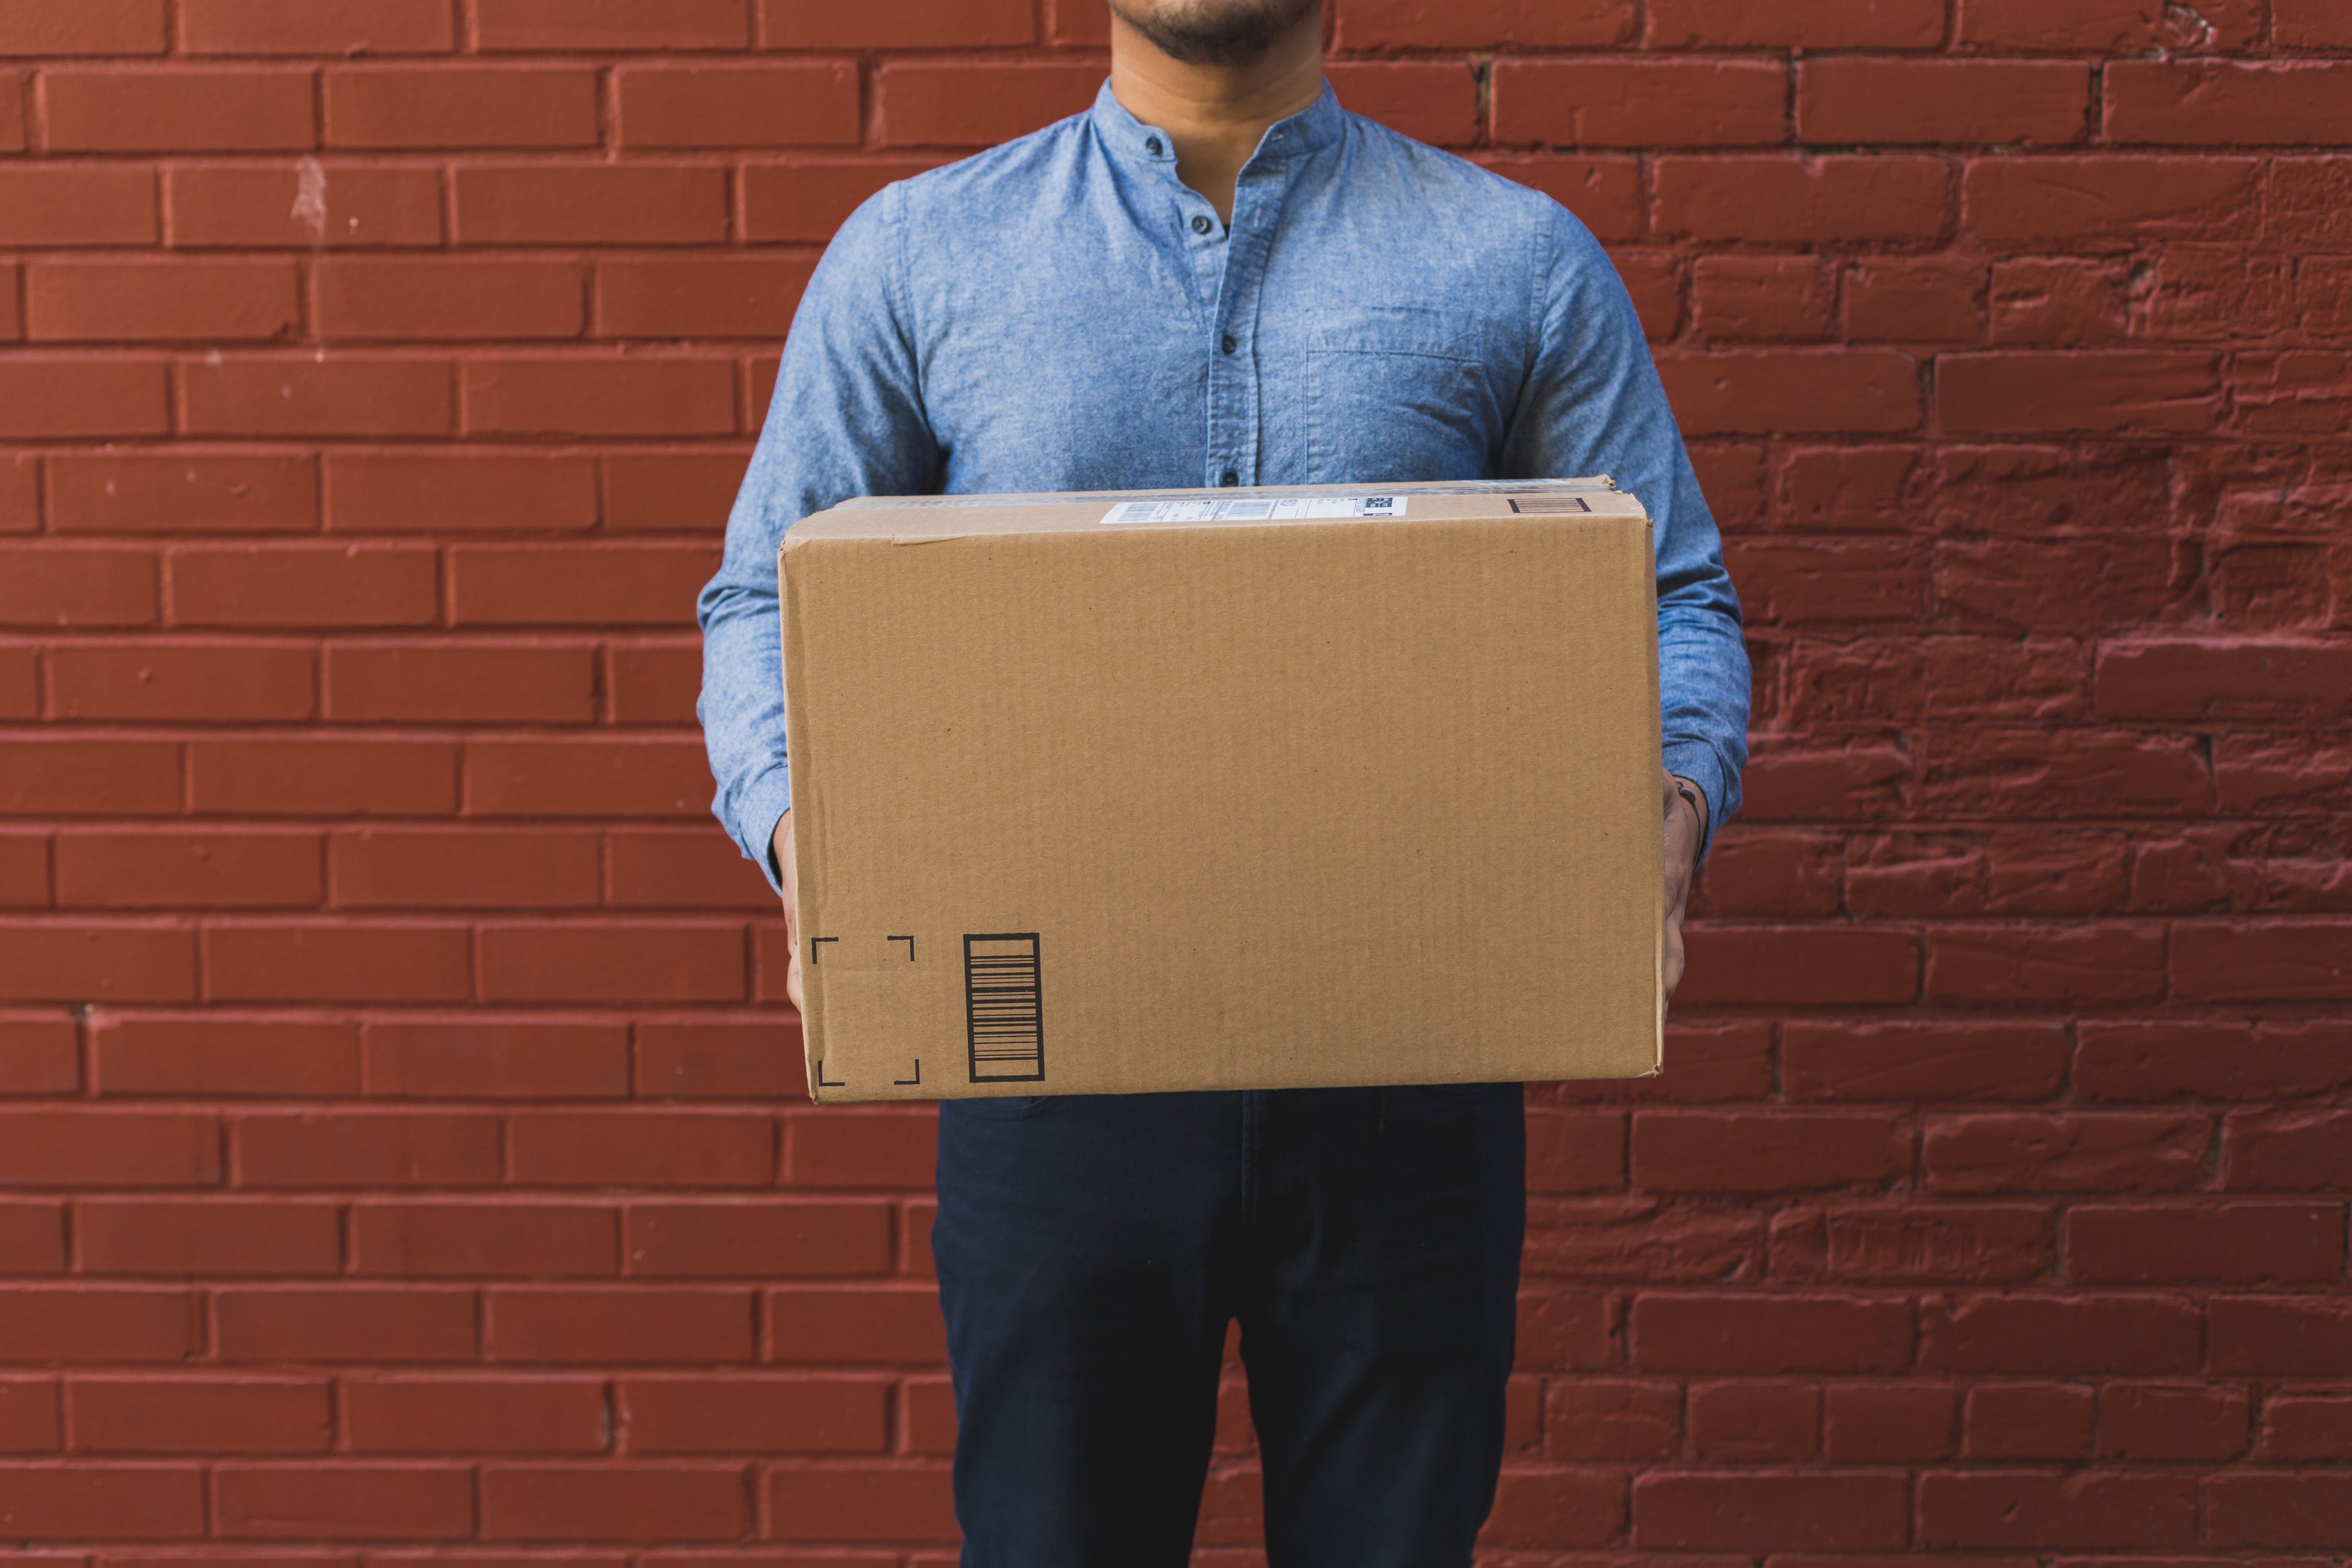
[778,478,1663,1104]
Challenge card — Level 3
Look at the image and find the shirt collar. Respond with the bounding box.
[1088,77,1346,172]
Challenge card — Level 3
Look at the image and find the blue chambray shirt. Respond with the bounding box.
[698,81,1749,891]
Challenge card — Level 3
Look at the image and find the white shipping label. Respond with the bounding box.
[1100,495,1410,525]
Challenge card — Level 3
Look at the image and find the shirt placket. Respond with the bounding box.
[1202,150,1288,491]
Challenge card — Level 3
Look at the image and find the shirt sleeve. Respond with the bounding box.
[696,184,942,891]
[1499,201,1752,862]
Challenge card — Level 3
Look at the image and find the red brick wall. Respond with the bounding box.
[2,0,2348,1558]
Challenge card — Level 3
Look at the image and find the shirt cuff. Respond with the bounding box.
[1662,739,1727,868]
[730,764,795,896]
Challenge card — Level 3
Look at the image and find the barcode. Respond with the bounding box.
[965,934,1044,1082]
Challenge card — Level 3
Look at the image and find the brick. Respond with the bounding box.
[1801,60,2089,145]
[40,68,314,153]
[1475,156,1642,242]
[1919,1293,2202,1373]
[610,827,775,910]
[1632,1111,1907,1194]
[0,1289,202,1364]
[487,1286,755,1363]
[322,257,589,341]
[620,1373,887,1453]
[0,923,198,1006]
[454,165,731,246]
[75,1198,340,1276]
[2109,62,2352,145]
[1920,1470,2196,1549]
[183,357,453,439]
[2259,1393,2352,1459]
[743,157,941,244]
[1939,351,2220,434]
[1341,0,1632,46]
[1653,0,1944,45]
[1632,1292,1910,1373]
[1693,256,1833,342]
[190,738,458,817]
[204,922,470,1004]
[476,0,750,48]
[1688,1381,1818,1461]
[1990,256,2129,346]
[1690,830,1841,918]
[1673,927,1920,1007]
[761,0,1030,44]
[0,1107,216,1184]
[0,166,157,246]
[215,1462,473,1539]
[351,1201,617,1279]
[1824,1382,1957,1461]
[1479,1466,1627,1547]
[213,1286,478,1362]
[1939,537,2192,632]
[183,0,455,51]
[1963,1382,2093,1459]
[1924,1112,2208,1193]
[1771,1204,2051,1284]
[767,1466,967,1547]
[65,1375,329,1454]
[1730,539,1929,623]
[1494,60,1787,148]
[1,740,181,818]
[326,450,598,533]
[1925,924,2165,1006]
[460,359,736,439]
[1525,1198,1763,1281]
[326,66,598,150]
[0,452,31,534]
[2213,1296,2352,1376]
[343,1373,606,1455]
[2098,1382,2249,1461]
[2202,1473,2352,1549]
[49,640,313,722]
[2278,0,2352,43]
[2174,920,2352,1002]
[2077,1020,2352,1102]
[624,1199,891,1278]
[46,452,316,534]
[595,257,815,339]
[24,258,295,343]
[464,738,713,819]
[765,1285,947,1364]
[1962,156,2259,243]
[2097,639,2352,724]
[0,0,165,53]
[1846,257,1984,344]
[0,1463,204,1536]
[1920,730,2211,818]
[0,545,156,626]
[479,921,746,1004]
[325,645,599,726]
[637,1019,806,1101]
[329,827,600,907]
[1660,352,1921,436]
[165,543,437,629]
[451,542,717,627]
[168,163,441,248]
[510,1110,771,1188]
[91,1015,356,1098]
[0,1016,78,1096]
[0,835,45,909]
[1523,1109,1627,1193]
[598,454,742,536]
[873,61,1103,149]
[1325,61,1481,147]
[363,1018,631,1099]
[617,62,858,149]
[232,1110,499,1188]
[1635,1472,1907,1552]
[0,651,32,722]
[1962,0,2259,47]
[1783,1021,2066,1101]
[2226,1108,2352,1190]
[54,831,322,911]
[604,637,697,724]
[0,356,169,438]
[1542,1379,1679,1460]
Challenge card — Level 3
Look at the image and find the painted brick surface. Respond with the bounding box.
[0,0,2346,1559]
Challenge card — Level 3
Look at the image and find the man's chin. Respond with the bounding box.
[1108,0,1320,68]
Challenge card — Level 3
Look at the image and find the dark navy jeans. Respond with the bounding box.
[931,1083,1527,1567]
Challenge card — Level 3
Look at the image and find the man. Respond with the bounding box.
[698,0,1749,1561]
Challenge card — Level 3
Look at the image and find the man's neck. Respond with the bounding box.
[1108,13,1325,226]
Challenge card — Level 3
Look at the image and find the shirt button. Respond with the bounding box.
[1221,334,1237,354]
[1191,215,1212,235]
[1220,470,1240,486]
[1146,136,1163,157]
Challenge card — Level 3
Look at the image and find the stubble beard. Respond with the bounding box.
[1107,0,1322,68]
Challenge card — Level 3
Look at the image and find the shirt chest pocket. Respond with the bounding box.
[1305,307,1510,486]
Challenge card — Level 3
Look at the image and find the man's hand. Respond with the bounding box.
[1662,769,1707,1004]
[771,810,804,1013]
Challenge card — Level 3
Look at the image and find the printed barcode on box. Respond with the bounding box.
[964,934,1044,1082]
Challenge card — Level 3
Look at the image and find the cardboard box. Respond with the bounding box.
[778,478,1663,1104]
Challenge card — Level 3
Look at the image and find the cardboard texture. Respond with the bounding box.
[779,478,1665,1104]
